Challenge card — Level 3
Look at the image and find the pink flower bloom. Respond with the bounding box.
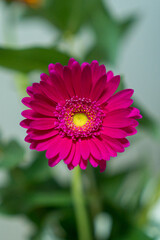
[20,59,142,172]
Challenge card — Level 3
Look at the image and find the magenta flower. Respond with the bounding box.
[20,59,142,172]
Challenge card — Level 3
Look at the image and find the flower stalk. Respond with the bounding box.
[71,166,92,240]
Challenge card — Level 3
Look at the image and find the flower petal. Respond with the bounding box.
[72,142,81,167]
[63,66,75,97]
[101,127,128,138]
[48,155,61,167]
[90,74,107,101]
[106,71,114,82]
[64,143,76,164]
[79,140,90,160]
[29,129,58,140]
[92,137,110,160]
[30,100,55,117]
[79,158,88,170]
[89,155,99,167]
[59,138,73,159]
[30,118,55,130]
[71,61,81,96]
[98,75,120,105]
[88,139,102,160]
[99,160,107,172]
[81,64,92,97]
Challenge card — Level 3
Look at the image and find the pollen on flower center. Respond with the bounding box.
[73,113,88,127]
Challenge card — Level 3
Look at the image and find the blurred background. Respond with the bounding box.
[0,0,160,239]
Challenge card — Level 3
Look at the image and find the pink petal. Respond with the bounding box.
[119,138,130,147]
[102,135,125,153]
[101,127,128,138]
[92,137,110,160]
[72,142,81,167]
[49,70,69,99]
[24,135,32,143]
[20,119,32,128]
[106,89,134,111]
[101,137,118,157]
[21,110,44,120]
[71,61,81,96]
[26,86,33,97]
[90,60,99,84]
[98,65,106,78]
[129,107,143,119]
[46,135,64,159]
[81,64,92,97]
[67,163,74,170]
[22,97,32,108]
[106,99,133,111]
[54,63,64,79]
[30,142,37,150]
[122,126,137,136]
[30,129,58,140]
[63,66,75,97]
[79,140,90,160]
[30,101,55,117]
[40,81,62,103]
[64,143,76,164]
[89,155,99,167]
[90,74,107,101]
[59,138,73,159]
[40,73,50,84]
[106,71,114,82]
[98,75,120,105]
[79,158,88,170]
[108,89,134,103]
[103,109,137,128]
[81,62,89,70]
[68,58,76,68]
[30,118,55,130]
[103,118,138,128]
[48,63,55,74]
[88,139,102,160]
[48,155,61,167]
[99,160,107,172]
[48,63,64,79]
[90,61,106,85]
[36,137,57,151]
[32,82,45,95]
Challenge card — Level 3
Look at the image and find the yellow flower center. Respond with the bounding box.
[73,113,88,127]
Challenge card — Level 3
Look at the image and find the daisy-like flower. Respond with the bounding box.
[20,59,142,172]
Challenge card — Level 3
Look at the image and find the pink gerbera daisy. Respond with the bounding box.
[20,59,142,172]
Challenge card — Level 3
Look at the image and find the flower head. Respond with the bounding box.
[20,59,142,172]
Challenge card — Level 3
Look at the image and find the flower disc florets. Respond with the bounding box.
[55,96,105,140]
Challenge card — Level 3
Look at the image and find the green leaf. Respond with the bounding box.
[25,192,71,209]
[0,140,24,169]
[0,47,70,73]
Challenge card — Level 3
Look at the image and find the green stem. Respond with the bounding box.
[87,166,102,218]
[71,166,92,240]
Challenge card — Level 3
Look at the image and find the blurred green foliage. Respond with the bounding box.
[0,0,159,240]
[0,47,70,73]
